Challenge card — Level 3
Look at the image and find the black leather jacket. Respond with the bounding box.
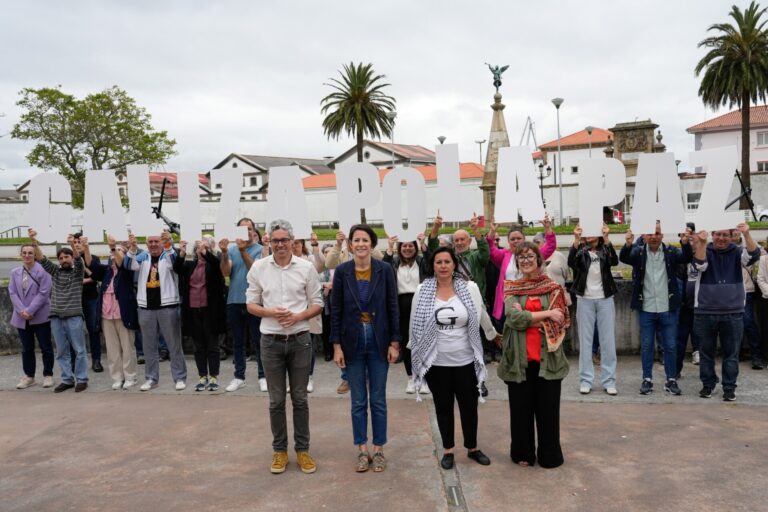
[568,241,619,298]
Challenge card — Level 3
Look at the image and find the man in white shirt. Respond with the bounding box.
[246,219,323,475]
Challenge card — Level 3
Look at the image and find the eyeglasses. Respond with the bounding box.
[271,238,292,245]
[517,253,537,262]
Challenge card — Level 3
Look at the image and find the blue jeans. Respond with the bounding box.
[51,316,88,384]
[676,307,698,375]
[346,323,389,446]
[227,304,264,380]
[82,297,101,360]
[18,321,54,378]
[577,296,617,388]
[694,313,743,390]
[639,310,678,380]
[743,293,764,362]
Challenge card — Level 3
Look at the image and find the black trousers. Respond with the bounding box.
[189,307,220,377]
[505,362,564,468]
[425,363,478,450]
[398,293,414,376]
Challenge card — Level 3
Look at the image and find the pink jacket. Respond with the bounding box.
[487,231,556,320]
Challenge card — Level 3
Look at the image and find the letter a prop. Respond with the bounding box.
[82,170,128,240]
[493,146,546,223]
[690,146,742,231]
[630,153,685,235]
[578,158,626,236]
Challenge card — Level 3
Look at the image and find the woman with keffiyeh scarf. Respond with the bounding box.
[409,247,499,470]
[498,241,570,469]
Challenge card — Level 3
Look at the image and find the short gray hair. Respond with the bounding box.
[268,219,294,238]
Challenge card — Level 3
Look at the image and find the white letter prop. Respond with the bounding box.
[82,170,128,241]
[177,171,203,242]
[493,146,546,223]
[578,158,626,236]
[435,144,473,221]
[690,146,743,231]
[629,153,686,235]
[127,165,164,236]
[26,173,72,243]
[265,166,311,239]
[209,168,247,241]
[335,162,381,233]
[381,167,427,241]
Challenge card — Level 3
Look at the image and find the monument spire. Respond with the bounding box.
[479,66,511,222]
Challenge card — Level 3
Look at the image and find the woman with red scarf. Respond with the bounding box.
[497,241,570,468]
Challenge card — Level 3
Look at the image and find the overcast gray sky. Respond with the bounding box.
[0,0,740,188]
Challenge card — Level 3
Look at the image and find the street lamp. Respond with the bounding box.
[552,97,564,224]
[537,162,552,206]
[475,139,486,165]
[386,110,397,167]
[585,125,594,157]
[438,136,446,145]
[675,159,681,172]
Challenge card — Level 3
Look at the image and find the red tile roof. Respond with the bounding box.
[687,105,768,133]
[532,151,543,159]
[302,163,483,190]
[149,172,209,198]
[539,128,612,150]
[367,141,436,160]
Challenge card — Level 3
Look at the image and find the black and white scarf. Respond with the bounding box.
[410,276,487,402]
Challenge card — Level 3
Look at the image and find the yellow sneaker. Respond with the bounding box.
[297,451,317,474]
[271,451,289,474]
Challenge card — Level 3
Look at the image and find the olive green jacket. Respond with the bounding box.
[497,293,569,383]
[427,235,489,296]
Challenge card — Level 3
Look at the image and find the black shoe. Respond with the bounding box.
[92,360,104,373]
[639,379,653,395]
[752,360,765,370]
[159,350,170,361]
[54,382,75,393]
[219,352,228,361]
[483,352,492,364]
[467,450,491,466]
[699,385,713,398]
[75,382,88,392]
[664,379,682,395]
[480,382,489,397]
[440,453,454,470]
[137,355,145,365]
[324,353,333,362]
[723,388,736,401]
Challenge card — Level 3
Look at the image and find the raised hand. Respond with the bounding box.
[28,228,38,241]
[128,232,138,252]
[107,234,116,249]
[160,230,172,248]
[179,240,188,254]
[542,213,552,232]
[737,222,749,234]
[433,210,443,230]
[488,217,498,240]
[219,238,229,252]
[387,235,399,251]
[335,230,346,247]
[469,212,479,232]
[573,225,583,247]
[235,238,248,250]
[696,230,709,244]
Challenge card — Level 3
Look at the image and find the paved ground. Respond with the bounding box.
[1,354,766,511]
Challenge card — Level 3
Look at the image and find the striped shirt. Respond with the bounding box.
[41,257,84,318]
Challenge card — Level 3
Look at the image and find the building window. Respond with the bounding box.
[215,183,222,189]
[232,162,238,168]
[250,177,257,186]
[687,192,701,211]
[364,151,371,160]
[571,166,578,174]
[758,161,768,172]
[758,131,768,146]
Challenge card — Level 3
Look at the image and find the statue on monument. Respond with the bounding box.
[485,63,509,92]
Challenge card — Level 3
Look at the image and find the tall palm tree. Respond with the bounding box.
[695,1,768,208]
[321,62,396,223]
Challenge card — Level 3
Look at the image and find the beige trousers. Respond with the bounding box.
[102,318,137,382]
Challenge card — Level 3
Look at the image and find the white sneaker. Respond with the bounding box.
[605,387,618,396]
[226,378,246,392]
[42,376,54,388]
[175,381,186,391]
[259,377,268,392]
[579,384,591,394]
[692,351,700,365]
[111,381,123,390]
[123,379,137,390]
[16,376,35,389]
[286,380,291,393]
[307,377,314,393]
[419,382,430,394]
[405,378,416,394]
[140,380,157,392]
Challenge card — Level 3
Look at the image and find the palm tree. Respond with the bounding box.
[695,1,768,209]
[321,62,396,223]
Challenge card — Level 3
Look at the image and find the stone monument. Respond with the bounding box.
[479,64,511,222]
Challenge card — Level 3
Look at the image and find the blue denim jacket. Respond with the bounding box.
[329,258,400,362]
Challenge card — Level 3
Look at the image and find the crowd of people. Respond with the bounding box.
[8,214,767,474]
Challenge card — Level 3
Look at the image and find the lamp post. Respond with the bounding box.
[386,110,397,168]
[475,139,486,165]
[438,136,446,145]
[675,159,681,172]
[586,125,594,157]
[537,162,552,206]
[552,97,564,224]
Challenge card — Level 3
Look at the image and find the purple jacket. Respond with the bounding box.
[8,262,52,329]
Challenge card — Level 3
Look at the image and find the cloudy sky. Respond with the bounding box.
[0,0,741,188]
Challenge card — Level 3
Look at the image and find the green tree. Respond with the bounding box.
[321,62,396,223]
[11,86,176,207]
[695,1,768,208]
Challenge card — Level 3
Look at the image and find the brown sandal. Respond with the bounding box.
[356,451,372,472]
[372,451,387,472]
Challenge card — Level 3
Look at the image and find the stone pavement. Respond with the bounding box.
[0,354,766,512]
